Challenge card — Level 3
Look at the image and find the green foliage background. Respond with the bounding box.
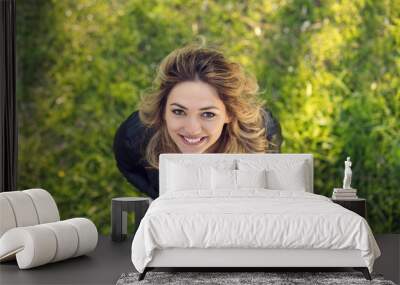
[16,0,399,234]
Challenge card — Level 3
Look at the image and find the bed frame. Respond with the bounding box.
[140,248,371,280]
[138,154,372,280]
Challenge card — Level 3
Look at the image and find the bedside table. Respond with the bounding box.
[331,198,367,219]
[111,197,151,242]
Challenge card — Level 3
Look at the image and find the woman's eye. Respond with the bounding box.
[202,112,216,119]
[171,110,215,119]
[172,109,185,116]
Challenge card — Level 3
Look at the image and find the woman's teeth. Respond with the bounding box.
[182,136,206,145]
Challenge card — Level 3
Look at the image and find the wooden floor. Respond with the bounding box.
[0,234,398,285]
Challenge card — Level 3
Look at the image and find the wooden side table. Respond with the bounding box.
[331,198,367,219]
[111,197,151,242]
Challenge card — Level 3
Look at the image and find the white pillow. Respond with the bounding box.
[212,168,236,190]
[236,169,267,188]
[211,168,268,191]
[167,162,212,191]
[266,161,307,191]
[238,159,308,191]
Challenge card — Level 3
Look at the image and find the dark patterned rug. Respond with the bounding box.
[116,271,396,285]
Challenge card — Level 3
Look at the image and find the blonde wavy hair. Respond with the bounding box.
[139,44,268,168]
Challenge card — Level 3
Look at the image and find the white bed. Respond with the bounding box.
[131,154,380,280]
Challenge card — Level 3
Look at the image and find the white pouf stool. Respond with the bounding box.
[0,189,98,269]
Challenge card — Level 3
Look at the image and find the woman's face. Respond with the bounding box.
[164,80,231,154]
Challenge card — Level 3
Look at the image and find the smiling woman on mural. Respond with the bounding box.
[113,44,283,199]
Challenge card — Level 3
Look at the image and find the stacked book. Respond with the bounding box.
[332,188,358,199]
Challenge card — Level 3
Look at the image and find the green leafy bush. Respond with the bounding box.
[16,0,399,234]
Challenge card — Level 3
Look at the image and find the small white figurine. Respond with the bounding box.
[343,157,352,189]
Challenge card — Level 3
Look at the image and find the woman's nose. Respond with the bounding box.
[184,117,202,134]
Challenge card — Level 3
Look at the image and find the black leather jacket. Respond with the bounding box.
[113,110,282,199]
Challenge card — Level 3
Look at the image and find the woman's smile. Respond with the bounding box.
[179,135,208,146]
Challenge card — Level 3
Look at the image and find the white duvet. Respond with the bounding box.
[131,189,380,273]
